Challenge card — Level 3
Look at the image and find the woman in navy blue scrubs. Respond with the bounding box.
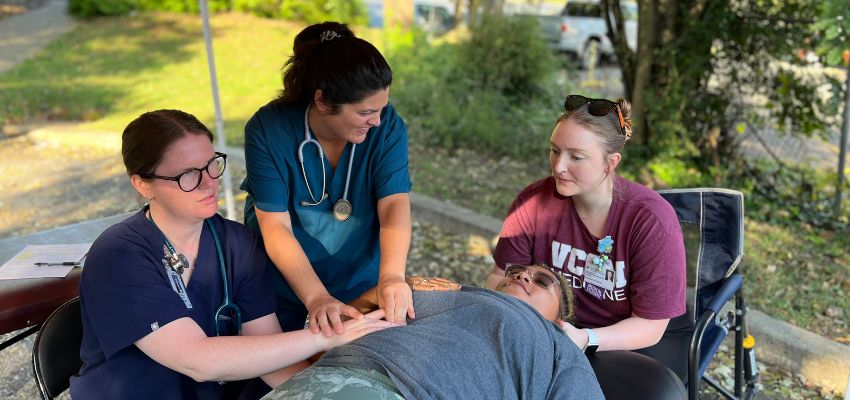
[70,110,394,399]
[241,22,414,335]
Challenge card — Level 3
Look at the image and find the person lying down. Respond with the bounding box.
[262,265,604,400]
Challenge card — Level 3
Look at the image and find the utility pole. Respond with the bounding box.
[199,0,236,220]
[835,60,850,219]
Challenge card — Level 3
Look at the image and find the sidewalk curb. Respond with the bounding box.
[747,309,850,394]
[408,190,850,395]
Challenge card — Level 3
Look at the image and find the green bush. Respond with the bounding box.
[69,0,367,23]
[390,15,566,158]
[69,0,134,17]
[276,0,367,25]
[135,0,232,13]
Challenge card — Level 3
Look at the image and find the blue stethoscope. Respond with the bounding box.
[147,207,241,337]
[298,105,355,222]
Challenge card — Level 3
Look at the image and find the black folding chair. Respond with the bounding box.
[658,188,759,400]
[31,297,83,400]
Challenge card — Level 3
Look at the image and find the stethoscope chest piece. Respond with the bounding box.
[299,105,357,221]
[333,198,352,221]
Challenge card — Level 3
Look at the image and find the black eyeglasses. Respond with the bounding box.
[504,264,561,289]
[139,152,227,192]
[563,94,626,137]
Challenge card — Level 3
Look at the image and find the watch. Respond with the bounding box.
[582,328,599,355]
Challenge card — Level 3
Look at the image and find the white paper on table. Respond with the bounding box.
[0,243,91,280]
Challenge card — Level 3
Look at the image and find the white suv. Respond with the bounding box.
[526,1,637,69]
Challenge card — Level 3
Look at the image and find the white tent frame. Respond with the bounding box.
[199,0,236,220]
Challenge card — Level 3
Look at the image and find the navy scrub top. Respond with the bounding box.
[240,101,411,330]
[70,210,276,400]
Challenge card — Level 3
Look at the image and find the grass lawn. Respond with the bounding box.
[1,12,302,143]
[1,11,847,343]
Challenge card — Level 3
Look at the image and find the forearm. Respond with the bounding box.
[138,318,328,383]
[256,209,329,305]
[242,315,311,388]
[188,329,326,382]
[377,194,411,280]
[588,316,668,351]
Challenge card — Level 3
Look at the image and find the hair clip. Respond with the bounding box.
[320,30,340,42]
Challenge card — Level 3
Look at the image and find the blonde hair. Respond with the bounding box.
[558,274,575,324]
[556,97,633,156]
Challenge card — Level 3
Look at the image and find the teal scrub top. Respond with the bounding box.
[240,100,411,329]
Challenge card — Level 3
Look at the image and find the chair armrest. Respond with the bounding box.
[704,274,742,313]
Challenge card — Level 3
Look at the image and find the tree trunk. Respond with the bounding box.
[602,0,635,99]
[453,0,465,26]
[630,0,657,144]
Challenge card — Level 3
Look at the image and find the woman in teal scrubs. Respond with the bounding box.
[241,21,414,335]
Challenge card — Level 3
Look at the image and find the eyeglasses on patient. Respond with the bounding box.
[504,264,561,289]
[563,94,626,137]
[139,152,227,192]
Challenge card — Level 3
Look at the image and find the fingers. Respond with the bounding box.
[364,308,386,320]
[383,293,397,324]
[380,283,413,324]
[315,310,333,338]
[325,317,398,350]
[558,320,569,330]
[309,297,363,337]
[343,317,397,340]
[328,309,344,336]
[339,304,364,320]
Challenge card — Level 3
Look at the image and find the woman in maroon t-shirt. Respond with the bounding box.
[487,95,688,382]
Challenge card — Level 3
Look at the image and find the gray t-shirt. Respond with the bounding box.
[314,286,604,400]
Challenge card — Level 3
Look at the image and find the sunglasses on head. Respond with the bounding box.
[563,95,627,137]
[504,264,561,289]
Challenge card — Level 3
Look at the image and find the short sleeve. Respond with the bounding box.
[80,234,191,359]
[372,106,412,199]
[244,112,290,213]
[231,229,277,323]
[493,187,539,269]
[627,204,687,320]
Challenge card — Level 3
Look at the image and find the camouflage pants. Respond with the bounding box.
[262,366,405,400]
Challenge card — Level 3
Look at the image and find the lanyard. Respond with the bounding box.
[146,207,241,335]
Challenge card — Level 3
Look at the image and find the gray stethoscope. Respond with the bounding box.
[298,105,355,222]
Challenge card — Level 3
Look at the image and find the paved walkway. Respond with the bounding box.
[0,0,74,74]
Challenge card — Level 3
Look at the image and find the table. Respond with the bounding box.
[0,212,132,336]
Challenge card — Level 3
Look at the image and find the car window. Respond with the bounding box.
[416,4,431,22]
[435,6,452,27]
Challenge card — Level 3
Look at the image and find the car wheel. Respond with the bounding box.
[581,39,601,70]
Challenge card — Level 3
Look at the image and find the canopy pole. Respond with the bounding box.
[199,0,236,220]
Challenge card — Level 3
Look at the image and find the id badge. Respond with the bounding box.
[584,254,615,299]
[162,259,193,309]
